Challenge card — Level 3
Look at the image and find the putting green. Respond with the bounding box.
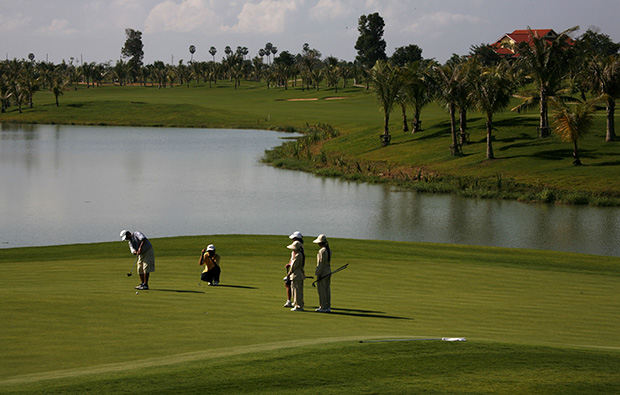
[1,235,619,391]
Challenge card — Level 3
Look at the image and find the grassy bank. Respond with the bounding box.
[1,235,619,393]
[1,80,619,204]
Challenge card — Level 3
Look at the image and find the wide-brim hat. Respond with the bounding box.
[313,234,327,244]
[287,240,302,251]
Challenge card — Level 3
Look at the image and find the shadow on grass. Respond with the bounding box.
[196,283,258,289]
[493,116,539,128]
[322,307,413,320]
[215,284,258,289]
[150,289,205,294]
[590,160,620,167]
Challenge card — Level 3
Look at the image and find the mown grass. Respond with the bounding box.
[1,235,619,393]
[2,80,619,203]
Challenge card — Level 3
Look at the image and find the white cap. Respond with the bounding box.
[289,231,303,240]
[120,230,130,241]
[287,240,302,251]
[313,234,327,244]
[206,244,215,251]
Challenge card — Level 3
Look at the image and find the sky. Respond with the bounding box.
[2,0,619,65]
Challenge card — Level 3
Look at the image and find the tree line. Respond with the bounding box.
[1,16,618,166]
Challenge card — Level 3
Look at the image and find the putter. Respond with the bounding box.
[126,256,138,277]
[312,263,348,287]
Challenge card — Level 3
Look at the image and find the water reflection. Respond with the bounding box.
[0,124,619,257]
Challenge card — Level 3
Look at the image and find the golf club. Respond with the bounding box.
[312,263,348,287]
[126,255,138,277]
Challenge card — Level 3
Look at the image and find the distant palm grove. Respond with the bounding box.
[1,14,619,163]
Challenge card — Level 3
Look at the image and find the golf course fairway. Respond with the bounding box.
[1,235,619,393]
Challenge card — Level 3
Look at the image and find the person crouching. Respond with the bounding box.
[199,244,221,286]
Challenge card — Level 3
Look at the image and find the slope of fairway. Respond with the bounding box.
[1,235,619,393]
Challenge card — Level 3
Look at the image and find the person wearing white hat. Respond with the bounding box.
[120,230,155,290]
[199,244,221,286]
[285,239,305,311]
[283,231,304,307]
[313,234,331,312]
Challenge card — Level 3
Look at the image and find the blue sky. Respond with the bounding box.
[2,0,619,65]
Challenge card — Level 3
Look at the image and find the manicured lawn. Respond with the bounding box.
[1,235,619,393]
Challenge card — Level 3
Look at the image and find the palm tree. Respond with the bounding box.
[469,60,517,159]
[51,73,67,107]
[514,26,578,137]
[209,46,217,62]
[264,43,273,64]
[430,62,466,155]
[370,60,402,146]
[189,45,196,63]
[589,55,620,141]
[403,61,434,134]
[18,62,40,109]
[550,96,601,165]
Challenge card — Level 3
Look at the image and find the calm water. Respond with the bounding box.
[1,124,619,257]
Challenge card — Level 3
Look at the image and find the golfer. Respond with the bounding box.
[120,230,155,290]
[199,244,221,286]
[313,234,331,313]
[284,231,303,308]
[286,239,305,311]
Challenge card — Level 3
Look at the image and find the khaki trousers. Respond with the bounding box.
[291,277,304,308]
[317,276,331,309]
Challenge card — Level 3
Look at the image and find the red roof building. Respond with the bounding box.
[490,29,572,57]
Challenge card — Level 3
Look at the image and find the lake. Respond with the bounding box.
[1,124,619,257]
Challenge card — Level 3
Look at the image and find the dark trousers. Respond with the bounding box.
[201,265,221,283]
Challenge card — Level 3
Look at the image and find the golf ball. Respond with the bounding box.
[136,291,139,294]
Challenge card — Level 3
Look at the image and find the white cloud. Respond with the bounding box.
[403,11,480,35]
[37,19,78,35]
[144,0,217,33]
[0,13,32,33]
[310,0,352,20]
[224,0,299,34]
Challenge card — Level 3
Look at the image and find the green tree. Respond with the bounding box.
[370,60,402,146]
[551,96,602,165]
[514,26,578,137]
[402,60,434,134]
[209,46,217,62]
[51,70,67,107]
[468,43,502,67]
[121,28,144,81]
[189,45,196,62]
[355,13,387,69]
[390,44,423,67]
[589,55,620,141]
[430,62,467,155]
[469,60,518,159]
[264,42,274,64]
[274,50,296,89]
[575,28,620,58]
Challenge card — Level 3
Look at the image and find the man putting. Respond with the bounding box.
[120,230,155,290]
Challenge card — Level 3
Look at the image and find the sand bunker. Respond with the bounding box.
[286,97,348,101]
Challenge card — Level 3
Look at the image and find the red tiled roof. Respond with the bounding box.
[490,28,573,57]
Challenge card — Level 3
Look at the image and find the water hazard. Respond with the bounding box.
[1,124,619,256]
